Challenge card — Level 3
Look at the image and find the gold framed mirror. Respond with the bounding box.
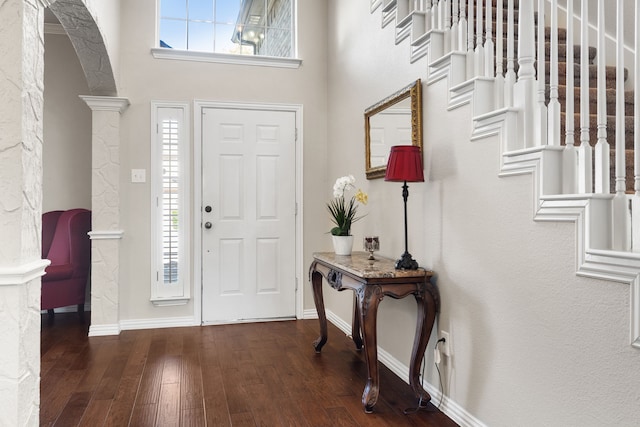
[364,79,422,179]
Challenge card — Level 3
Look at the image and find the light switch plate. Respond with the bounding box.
[131,169,146,183]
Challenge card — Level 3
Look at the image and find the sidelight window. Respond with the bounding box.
[151,102,191,305]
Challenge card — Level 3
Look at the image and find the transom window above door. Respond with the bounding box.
[158,0,295,59]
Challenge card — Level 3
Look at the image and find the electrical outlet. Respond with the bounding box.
[440,331,451,356]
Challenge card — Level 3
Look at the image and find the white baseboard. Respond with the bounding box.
[324,309,486,427]
[436,393,488,427]
[87,316,197,337]
[325,309,352,337]
[88,323,121,337]
[120,316,198,331]
[302,308,318,319]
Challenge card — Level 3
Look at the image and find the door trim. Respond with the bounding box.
[193,100,304,325]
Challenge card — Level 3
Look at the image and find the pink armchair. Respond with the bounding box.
[41,209,91,322]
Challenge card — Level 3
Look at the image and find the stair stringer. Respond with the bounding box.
[578,249,640,349]
[470,108,519,148]
[429,51,466,86]
[410,30,445,67]
[537,195,640,349]
[495,143,640,349]
[381,0,399,28]
[409,30,437,63]
[396,11,427,45]
[368,0,640,349]
[439,70,640,349]
[373,0,444,65]
[426,50,498,116]
[458,64,640,350]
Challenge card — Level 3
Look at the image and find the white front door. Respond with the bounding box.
[201,107,297,324]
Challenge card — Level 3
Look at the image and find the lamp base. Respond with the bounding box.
[395,251,419,270]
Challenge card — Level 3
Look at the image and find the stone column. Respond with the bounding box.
[80,96,129,337]
[0,1,46,425]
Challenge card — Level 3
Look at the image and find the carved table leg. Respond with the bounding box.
[311,270,328,352]
[408,287,438,402]
[352,295,363,350]
[359,285,383,413]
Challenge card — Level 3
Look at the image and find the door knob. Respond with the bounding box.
[204,222,212,229]
[205,205,212,213]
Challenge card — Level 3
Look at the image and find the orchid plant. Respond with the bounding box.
[327,175,368,236]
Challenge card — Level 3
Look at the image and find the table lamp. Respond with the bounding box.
[385,145,424,270]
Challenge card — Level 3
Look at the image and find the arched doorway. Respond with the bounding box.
[0,0,122,423]
[45,0,127,338]
[0,0,124,425]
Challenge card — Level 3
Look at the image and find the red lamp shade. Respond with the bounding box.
[384,145,424,182]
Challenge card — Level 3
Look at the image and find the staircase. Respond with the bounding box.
[540,14,634,193]
[371,0,640,349]
[482,0,635,193]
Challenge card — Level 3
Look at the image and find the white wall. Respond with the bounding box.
[115,0,328,321]
[326,1,640,426]
[43,33,92,212]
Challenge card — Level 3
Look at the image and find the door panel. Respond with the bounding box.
[201,107,296,323]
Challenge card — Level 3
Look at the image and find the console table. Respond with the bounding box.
[309,252,439,413]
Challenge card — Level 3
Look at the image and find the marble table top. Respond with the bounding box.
[313,252,432,279]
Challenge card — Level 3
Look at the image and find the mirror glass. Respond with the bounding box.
[364,79,422,179]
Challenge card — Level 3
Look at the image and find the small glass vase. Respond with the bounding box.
[363,236,380,260]
[332,235,354,256]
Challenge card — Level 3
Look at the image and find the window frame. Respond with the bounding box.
[153,0,301,69]
[150,101,191,306]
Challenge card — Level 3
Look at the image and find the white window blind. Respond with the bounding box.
[151,103,190,305]
[162,118,180,284]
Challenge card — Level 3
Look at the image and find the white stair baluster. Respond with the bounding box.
[636,0,640,196]
[613,0,630,250]
[504,0,515,108]
[451,0,459,52]
[547,0,561,146]
[467,0,475,79]
[537,0,547,145]
[615,0,626,196]
[632,0,640,252]
[563,0,577,193]
[516,0,536,148]
[516,2,535,82]
[459,0,467,51]
[444,0,452,52]
[485,0,494,78]
[578,0,593,193]
[495,0,504,109]
[432,0,438,29]
[475,0,484,76]
[425,0,433,32]
[594,0,610,193]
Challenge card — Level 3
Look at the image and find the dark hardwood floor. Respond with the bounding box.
[40,312,458,426]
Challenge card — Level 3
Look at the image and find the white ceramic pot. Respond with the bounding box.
[332,235,354,256]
